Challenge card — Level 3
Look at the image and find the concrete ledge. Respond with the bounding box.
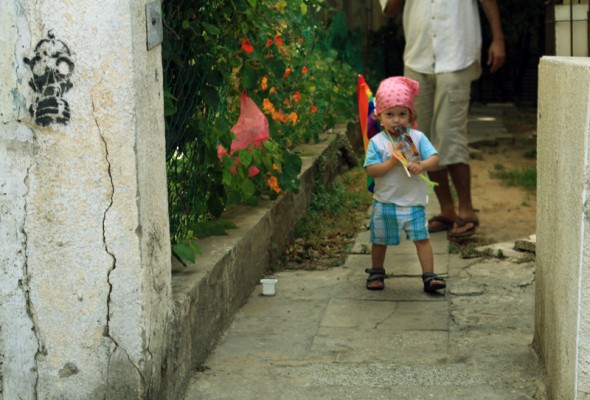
[157,128,355,399]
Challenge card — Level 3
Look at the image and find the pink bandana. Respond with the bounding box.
[375,76,420,128]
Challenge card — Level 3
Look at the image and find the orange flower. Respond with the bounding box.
[311,105,317,113]
[241,38,254,54]
[263,98,275,114]
[283,68,291,79]
[302,66,309,74]
[293,91,301,102]
[284,99,291,107]
[272,163,281,172]
[268,176,281,194]
[274,35,283,46]
[275,110,287,123]
[261,76,268,90]
[269,87,278,94]
[288,112,298,125]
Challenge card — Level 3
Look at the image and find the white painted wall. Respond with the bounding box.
[0,1,171,399]
[536,56,590,399]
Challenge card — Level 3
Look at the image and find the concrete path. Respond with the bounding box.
[183,104,547,399]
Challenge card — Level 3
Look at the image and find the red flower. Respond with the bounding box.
[302,66,309,74]
[266,39,273,47]
[241,38,254,54]
[283,68,291,79]
[274,35,283,46]
[311,105,317,113]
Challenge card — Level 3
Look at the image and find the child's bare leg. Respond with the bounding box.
[372,243,387,269]
[414,239,434,273]
[366,244,387,290]
[414,239,446,292]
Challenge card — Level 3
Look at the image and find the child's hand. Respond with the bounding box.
[407,161,424,175]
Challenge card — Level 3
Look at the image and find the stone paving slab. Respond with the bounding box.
[320,298,447,330]
[185,364,538,400]
[310,328,449,364]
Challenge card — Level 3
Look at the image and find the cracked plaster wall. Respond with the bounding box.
[1,1,171,399]
[536,57,590,400]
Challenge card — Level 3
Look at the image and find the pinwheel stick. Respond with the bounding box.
[386,141,438,192]
[387,143,411,177]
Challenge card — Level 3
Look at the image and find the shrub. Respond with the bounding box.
[162,1,357,261]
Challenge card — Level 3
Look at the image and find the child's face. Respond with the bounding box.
[378,106,411,135]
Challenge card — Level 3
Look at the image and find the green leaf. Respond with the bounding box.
[187,239,203,255]
[188,222,210,238]
[209,71,224,87]
[230,56,243,68]
[202,86,220,109]
[173,242,196,263]
[240,179,257,198]
[270,59,287,78]
[216,219,238,229]
[240,150,253,166]
[246,0,257,9]
[208,195,225,218]
[201,22,221,36]
[242,67,258,90]
[208,225,229,236]
[284,152,302,176]
[181,20,190,30]
[163,91,177,117]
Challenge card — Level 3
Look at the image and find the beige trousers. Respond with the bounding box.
[405,62,482,166]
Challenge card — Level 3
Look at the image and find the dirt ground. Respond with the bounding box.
[464,134,537,244]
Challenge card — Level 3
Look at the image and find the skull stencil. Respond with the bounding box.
[24,30,74,127]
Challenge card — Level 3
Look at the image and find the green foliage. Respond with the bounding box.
[491,164,537,191]
[162,0,357,262]
[172,219,237,263]
[293,162,372,244]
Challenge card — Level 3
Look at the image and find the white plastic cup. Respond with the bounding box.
[260,278,278,296]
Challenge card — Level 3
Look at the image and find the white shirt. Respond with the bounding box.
[381,0,482,74]
[364,129,437,206]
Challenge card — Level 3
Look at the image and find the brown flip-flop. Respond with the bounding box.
[448,217,479,238]
[428,215,454,233]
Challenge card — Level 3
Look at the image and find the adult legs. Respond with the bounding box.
[408,63,481,235]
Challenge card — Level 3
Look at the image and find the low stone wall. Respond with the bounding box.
[156,129,356,400]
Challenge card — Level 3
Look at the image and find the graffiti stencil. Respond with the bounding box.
[24,31,74,127]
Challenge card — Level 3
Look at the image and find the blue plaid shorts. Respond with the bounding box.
[370,200,429,245]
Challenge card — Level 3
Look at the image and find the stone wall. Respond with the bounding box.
[536,56,590,399]
[1,1,170,398]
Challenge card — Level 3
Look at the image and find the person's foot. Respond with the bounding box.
[427,215,455,233]
[422,272,446,293]
[365,268,385,290]
[449,216,479,238]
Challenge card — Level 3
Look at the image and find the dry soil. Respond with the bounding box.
[466,134,537,243]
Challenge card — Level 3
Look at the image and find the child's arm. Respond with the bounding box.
[366,157,400,178]
[406,154,439,175]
